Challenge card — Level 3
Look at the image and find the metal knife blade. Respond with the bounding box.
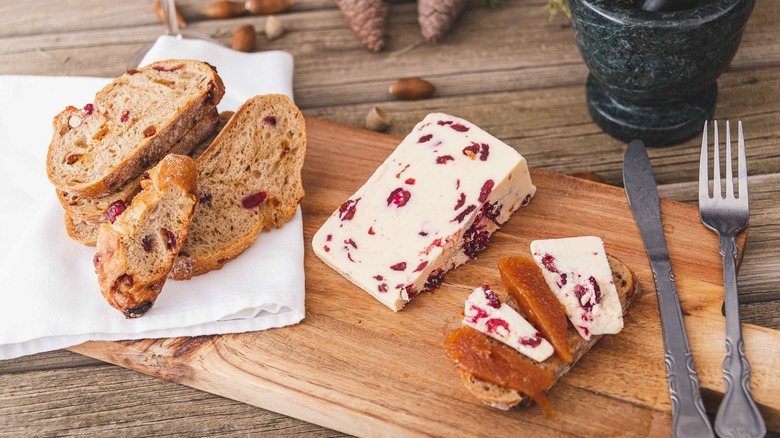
[623,140,714,438]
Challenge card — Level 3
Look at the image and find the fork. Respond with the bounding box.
[699,120,766,438]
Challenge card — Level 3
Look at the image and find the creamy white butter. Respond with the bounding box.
[312,113,536,311]
[530,236,623,340]
[463,285,554,362]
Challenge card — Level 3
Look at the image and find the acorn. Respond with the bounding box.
[389,77,436,100]
[365,107,391,132]
[265,15,285,40]
[203,0,291,18]
[231,24,256,52]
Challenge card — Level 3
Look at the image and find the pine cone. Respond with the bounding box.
[418,0,468,43]
[335,0,389,52]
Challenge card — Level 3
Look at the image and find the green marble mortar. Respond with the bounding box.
[567,0,755,147]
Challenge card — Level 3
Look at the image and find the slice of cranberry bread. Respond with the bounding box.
[57,108,219,224]
[169,95,306,280]
[47,59,224,198]
[94,154,198,318]
[64,214,101,247]
[190,110,233,160]
[458,255,639,410]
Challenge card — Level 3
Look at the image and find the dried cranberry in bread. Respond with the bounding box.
[47,59,224,198]
[93,154,198,318]
[170,95,306,280]
[457,255,639,410]
[57,109,219,224]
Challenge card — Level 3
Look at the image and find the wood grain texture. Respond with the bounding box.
[67,118,780,436]
[2,0,780,435]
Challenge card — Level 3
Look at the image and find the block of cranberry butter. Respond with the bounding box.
[312,113,536,311]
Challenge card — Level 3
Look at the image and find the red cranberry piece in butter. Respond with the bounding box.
[338,198,360,221]
[483,286,501,308]
[454,193,466,210]
[478,179,494,203]
[519,332,543,347]
[541,254,559,273]
[486,318,509,335]
[387,188,411,207]
[466,305,488,324]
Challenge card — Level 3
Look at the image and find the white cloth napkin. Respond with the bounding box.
[0,36,305,360]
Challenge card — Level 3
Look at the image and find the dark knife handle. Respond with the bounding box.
[651,258,714,438]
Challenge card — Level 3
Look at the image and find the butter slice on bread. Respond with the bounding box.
[459,255,639,410]
[170,94,306,280]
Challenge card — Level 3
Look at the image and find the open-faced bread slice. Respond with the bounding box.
[169,94,306,280]
[46,59,224,198]
[459,255,640,410]
[93,154,198,318]
[57,108,219,224]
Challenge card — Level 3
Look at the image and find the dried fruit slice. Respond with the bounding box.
[444,326,555,414]
[499,256,572,363]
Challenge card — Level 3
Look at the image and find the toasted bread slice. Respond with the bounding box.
[169,95,306,280]
[459,255,640,410]
[47,59,224,198]
[57,109,219,223]
[93,154,198,318]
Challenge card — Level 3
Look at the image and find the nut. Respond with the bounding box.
[154,0,186,28]
[389,77,436,100]
[68,115,82,128]
[265,15,285,40]
[365,107,391,132]
[569,171,609,184]
[231,24,256,52]
[246,0,291,15]
[203,0,246,18]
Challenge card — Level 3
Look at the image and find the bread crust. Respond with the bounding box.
[64,213,100,247]
[458,254,640,409]
[57,108,219,223]
[46,60,225,198]
[170,95,306,280]
[93,154,198,317]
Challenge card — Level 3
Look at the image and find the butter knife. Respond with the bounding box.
[623,140,714,438]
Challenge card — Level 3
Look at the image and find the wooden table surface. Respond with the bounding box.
[1,0,778,436]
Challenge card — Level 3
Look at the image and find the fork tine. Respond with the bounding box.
[738,121,748,200]
[713,120,721,198]
[726,121,734,199]
[699,120,710,202]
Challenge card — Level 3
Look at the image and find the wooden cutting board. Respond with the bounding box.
[71,118,780,436]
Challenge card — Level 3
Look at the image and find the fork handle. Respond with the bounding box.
[714,234,766,438]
